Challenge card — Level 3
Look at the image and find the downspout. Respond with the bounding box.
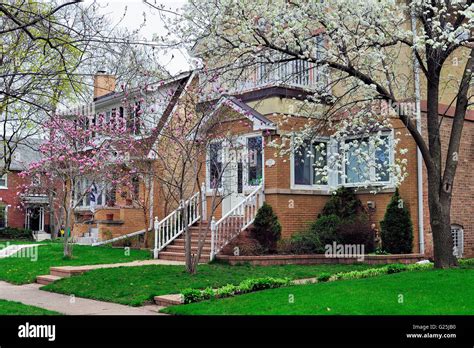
[411,9,425,255]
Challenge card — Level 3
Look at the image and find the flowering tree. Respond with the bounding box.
[20,113,137,257]
[162,0,473,268]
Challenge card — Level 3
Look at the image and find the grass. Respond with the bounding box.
[0,299,59,315]
[162,267,474,315]
[42,262,382,306]
[0,241,150,284]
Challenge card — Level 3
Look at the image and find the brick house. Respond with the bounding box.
[0,140,50,239]
[66,41,472,261]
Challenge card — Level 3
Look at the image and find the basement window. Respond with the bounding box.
[451,224,464,258]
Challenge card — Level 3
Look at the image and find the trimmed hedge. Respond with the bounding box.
[0,227,33,240]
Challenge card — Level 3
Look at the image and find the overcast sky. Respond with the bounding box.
[84,0,190,75]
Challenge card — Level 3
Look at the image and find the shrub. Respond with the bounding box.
[336,220,375,253]
[251,203,282,253]
[234,238,265,256]
[182,288,204,304]
[386,264,407,274]
[317,272,331,282]
[406,262,434,271]
[321,187,365,220]
[308,214,342,246]
[0,227,33,240]
[380,189,414,254]
[288,231,323,254]
[181,277,291,303]
[215,284,237,298]
[459,258,474,266]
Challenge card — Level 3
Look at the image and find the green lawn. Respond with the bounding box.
[162,267,474,315]
[42,263,381,306]
[0,299,59,315]
[0,241,150,284]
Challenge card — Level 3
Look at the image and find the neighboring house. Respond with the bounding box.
[67,49,473,261]
[65,71,193,244]
[0,139,50,238]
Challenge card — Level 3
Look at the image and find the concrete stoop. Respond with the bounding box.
[153,294,184,307]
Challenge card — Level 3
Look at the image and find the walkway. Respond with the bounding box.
[0,281,165,315]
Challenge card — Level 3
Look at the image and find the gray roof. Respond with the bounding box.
[1,138,43,171]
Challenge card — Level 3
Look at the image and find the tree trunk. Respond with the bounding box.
[183,201,196,274]
[426,180,458,268]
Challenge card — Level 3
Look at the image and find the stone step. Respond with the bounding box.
[159,251,210,263]
[50,267,87,278]
[36,274,62,285]
[172,238,211,246]
[165,245,211,253]
[154,294,183,307]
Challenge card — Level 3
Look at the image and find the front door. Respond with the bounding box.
[26,207,44,232]
[221,135,263,215]
[222,139,246,215]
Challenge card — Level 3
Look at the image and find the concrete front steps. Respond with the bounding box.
[35,259,186,285]
[158,223,213,263]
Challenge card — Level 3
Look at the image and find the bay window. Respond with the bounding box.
[293,140,328,187]
[292,132,393,189]
[342,134,391,186]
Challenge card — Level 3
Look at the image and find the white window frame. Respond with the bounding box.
[0,173,7,189]
[340,131,394,188]
[290,136,331,191]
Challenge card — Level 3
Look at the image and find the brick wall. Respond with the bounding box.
[262,118,421,252]
[421,113,474,258]
[0,171,26,229]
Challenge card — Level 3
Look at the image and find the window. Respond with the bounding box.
[345,138,370,184]
[247,136,263,186]
[293,140,328,187]
[0,205,7,229]
[291,133,393,189]
[342,134,392,186]
[451,224,464,258]
[209,142,223,189]
[0,174,7,188]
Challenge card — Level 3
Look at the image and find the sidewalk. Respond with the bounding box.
[0,281,165,315]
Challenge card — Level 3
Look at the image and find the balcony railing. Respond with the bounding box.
[202,60,329,100]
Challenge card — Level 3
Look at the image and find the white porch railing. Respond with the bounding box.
[153,186,206,258]
[209,184,264,261]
